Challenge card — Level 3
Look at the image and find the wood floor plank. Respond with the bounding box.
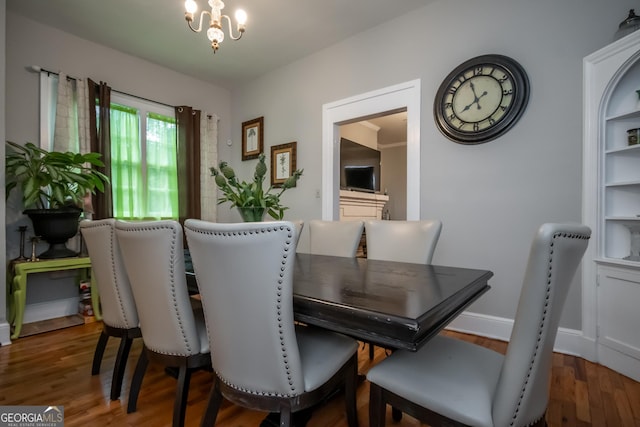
[1,322,639,426]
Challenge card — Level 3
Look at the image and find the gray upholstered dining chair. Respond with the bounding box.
[115,220,211,427]
[79,218,141,401]
[366,223,591,427]
[293,219,304,246]
[184,219,359,427]
[364,219,443,359]
[365,219,443,264]
[307,219,364,257]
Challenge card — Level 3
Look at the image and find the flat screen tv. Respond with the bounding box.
[339,138,381,193]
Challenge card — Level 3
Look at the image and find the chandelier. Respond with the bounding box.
[184,0,247,53]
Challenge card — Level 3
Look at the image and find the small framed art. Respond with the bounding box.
[271,142,297,187]
[242,116,264,160]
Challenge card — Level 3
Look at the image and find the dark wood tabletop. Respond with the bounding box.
[185,252,492,352]
[291,253,492,351]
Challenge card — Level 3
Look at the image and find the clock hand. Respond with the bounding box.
[476,91,488,109]
[460,82,484,112]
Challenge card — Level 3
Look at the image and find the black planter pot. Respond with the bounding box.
[25,207,82,259]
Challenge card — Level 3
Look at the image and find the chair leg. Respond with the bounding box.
[345,354,359,427]
[279,406,292,427]
[369,343,375,360]
[173,366,192,427]
[391,407,402,421]
[200,377,223,427]
[127,349,149,413]
[369,383,386,427]
[110,337,133,400]
[91,330,109,375]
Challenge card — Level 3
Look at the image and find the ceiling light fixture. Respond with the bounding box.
[184,0,247,53]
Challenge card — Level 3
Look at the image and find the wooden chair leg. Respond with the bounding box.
[91,330,109,375]
[279,406,292,427]
[345,354,359,427]
[173,366,191,427]
[127,349,149,413]
[200,378,223,427]
[110,337,133,400]
[369,383,386,427]
[391,407,403,421]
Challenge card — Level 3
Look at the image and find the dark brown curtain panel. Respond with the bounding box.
[88,79,113,219]
[176,106,202,226]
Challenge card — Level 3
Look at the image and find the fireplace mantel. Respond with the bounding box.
[339,190,389,221]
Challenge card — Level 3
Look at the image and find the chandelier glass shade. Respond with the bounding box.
[184,0,246,52]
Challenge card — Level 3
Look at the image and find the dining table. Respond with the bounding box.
[185,252,493,352]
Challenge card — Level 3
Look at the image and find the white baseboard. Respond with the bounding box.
[0,321,12,346]
[23,297,79,324]
[446,311,597,361]
[598,344,640,382]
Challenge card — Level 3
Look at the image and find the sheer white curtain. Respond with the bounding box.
[200,113,218,222]
[76,78,91,154]
[40,71,90,154]
[52,72,78,153]
[39,72,57,151]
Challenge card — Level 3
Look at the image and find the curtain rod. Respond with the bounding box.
[30,65,176,110]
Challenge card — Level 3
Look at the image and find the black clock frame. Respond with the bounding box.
[433,54,530,145]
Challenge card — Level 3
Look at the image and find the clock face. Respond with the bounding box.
[434,55,530,144]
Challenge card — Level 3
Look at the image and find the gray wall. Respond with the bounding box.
[226,0,636,331]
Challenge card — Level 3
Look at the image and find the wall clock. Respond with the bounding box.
[433,54,530,144]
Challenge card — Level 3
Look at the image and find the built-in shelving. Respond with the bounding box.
[583,30,640,382]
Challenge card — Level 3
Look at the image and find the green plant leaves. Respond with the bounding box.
[5,141,110,210]
[210,152,303,220]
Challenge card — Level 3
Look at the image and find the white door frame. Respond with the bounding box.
[321,79,421,220]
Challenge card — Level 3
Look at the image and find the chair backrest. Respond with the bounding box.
[292,220,304,246]
[365,220,442,264]
[115,220,202,356]
[492,223,590,427]
[80,218,139,329]
[308,220,364,258]
[184,220,304,396]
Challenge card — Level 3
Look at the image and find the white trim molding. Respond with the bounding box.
[322,79,421,220]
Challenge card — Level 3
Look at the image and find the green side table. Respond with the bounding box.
[8,257,101,339]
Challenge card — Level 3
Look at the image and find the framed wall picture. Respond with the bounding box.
[271,142,297,187]
[242,116,264,160]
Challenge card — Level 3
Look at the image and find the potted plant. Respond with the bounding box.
[5,141,109,258]
[210,153,303,221]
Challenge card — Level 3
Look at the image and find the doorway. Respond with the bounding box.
[321,79,421,220]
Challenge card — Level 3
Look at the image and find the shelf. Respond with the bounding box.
[596,257,640,269]
[605,180,640,187]
[605,216,640,221]
[606,144,640,155]
[605,108,640,121]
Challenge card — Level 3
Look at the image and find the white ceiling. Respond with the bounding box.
[7,0,430,90]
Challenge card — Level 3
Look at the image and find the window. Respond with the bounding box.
[110,94,178,220]
[39,75,181,219]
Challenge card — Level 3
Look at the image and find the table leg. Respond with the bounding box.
[90,273,102,320]
[10,274,27,340]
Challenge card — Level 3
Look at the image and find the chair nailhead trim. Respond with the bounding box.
[83,221,132,329]
[509,231,590,426]
[186,223,298,397]
[125,222,193,356]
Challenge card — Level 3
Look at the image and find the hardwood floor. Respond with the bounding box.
[1,321,639,426]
